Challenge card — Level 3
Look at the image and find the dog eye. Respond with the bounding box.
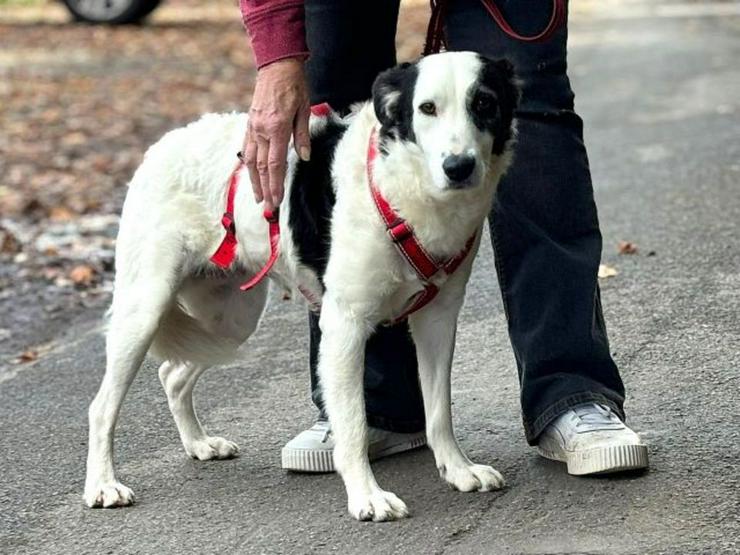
[474,95,495,113]
[419,102,437,116]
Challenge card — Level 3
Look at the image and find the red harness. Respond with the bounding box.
[209,165,280,291]
[209,106,475,321]
[366,130,476,323]
[209,104,334,288]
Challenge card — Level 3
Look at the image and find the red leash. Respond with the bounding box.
[424,0,567,55]
[366,130,476,323]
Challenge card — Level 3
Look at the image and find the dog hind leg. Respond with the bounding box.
[158,362,238,460]
[157,277,268,460]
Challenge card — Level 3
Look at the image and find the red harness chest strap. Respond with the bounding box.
[366,129,476,323]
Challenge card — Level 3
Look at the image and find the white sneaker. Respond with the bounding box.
[281,420,427,473]
[537,403,649,475]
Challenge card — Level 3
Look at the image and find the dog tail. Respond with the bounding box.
[149,304,240,367]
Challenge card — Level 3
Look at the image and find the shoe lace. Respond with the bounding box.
[572,404,621,431]
[311,421,398,444]
[312,421,332,443]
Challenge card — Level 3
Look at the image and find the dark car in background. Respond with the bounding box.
[61,0,162,24]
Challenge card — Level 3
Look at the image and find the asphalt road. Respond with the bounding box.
[1,2,739,554]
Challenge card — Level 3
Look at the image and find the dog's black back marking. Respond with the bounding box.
[470,56,519,155]
[289,118,347,282]
[372,62,419,150]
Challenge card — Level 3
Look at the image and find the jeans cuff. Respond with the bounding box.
[525,391,626,445]
[317,411,425,435]
[367,412,426,434]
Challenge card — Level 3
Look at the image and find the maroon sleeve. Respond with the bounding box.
[240,0,309,69]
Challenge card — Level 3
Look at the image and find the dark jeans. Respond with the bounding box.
[304,0,626,444]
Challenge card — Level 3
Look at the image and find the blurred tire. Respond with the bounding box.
[61,0,163,24]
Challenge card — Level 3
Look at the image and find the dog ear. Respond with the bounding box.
[493,58,515,81]
[478,56,520,154]
[485,57,520,110]
[497,58,521,108]
[372,62,418,138]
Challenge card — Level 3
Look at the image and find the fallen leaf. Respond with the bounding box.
[0,226,22,255]
[61,130,88,147]
[617,241,638,255]
[49,206,76,222]
[598,264,619,279]
[69,264,97,287]
[17,349,38,363]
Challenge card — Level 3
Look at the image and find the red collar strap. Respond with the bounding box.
[210,103,336,290]
[366,129,476,323]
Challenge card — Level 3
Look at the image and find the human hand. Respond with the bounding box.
[242,58,311,211]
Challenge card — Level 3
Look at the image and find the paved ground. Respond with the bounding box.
[1,2,739,554]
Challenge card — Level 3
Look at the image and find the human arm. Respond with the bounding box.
[239,0,311,209]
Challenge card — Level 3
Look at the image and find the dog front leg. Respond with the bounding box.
[408,292,505,493]
[318,297,409,522]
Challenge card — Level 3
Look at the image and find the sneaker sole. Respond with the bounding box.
[537,444,649,476]
[281,433,427,473]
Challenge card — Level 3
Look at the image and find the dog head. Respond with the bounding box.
[372,52,519,194]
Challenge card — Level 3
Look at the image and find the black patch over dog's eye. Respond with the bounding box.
[419,102,437,116]
[471,55,520,155]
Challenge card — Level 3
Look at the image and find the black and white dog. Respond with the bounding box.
[84,51,519,521]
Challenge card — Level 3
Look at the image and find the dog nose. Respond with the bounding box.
[443,154,476,182]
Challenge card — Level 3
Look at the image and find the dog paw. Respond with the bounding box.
[441,462,505,492]
[84,481,135,508]
[185,436,240,460]
[348,489,409,522]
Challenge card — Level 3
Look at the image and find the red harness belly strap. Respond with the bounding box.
[209,159,281,291]
[239,208,280,291]
[210,163,242,269]
[366,129,476,323]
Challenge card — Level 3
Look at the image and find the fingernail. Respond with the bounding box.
[300,147,311,162]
